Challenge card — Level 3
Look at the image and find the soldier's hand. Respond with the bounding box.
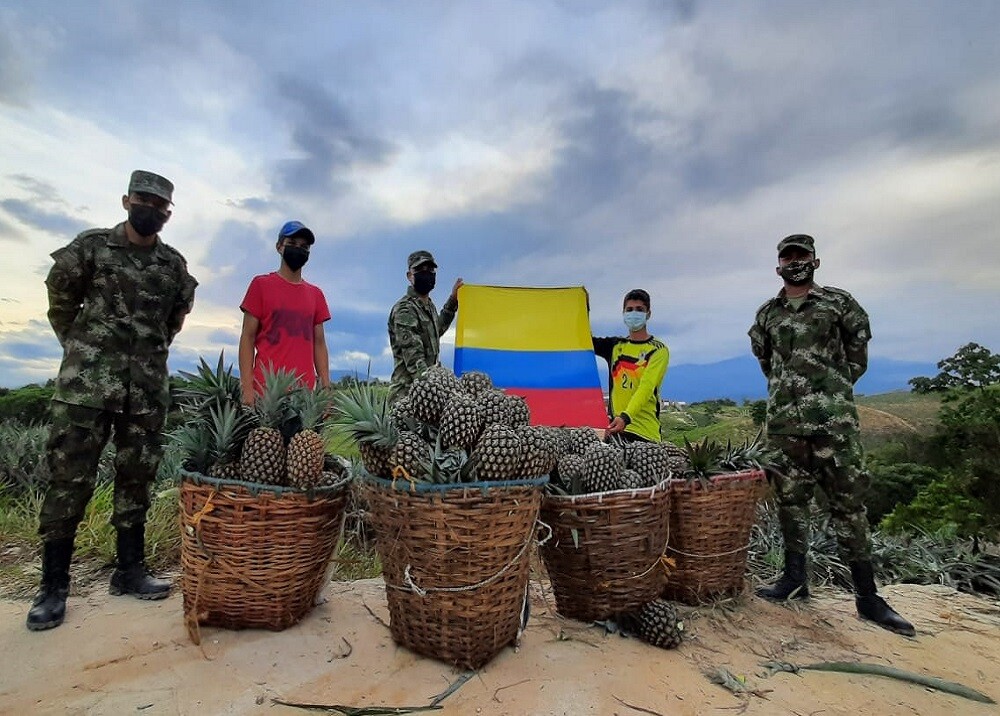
[451,278,464,302]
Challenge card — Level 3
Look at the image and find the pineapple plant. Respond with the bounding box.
[581,441,625,493]
[332,381,398,477]
[458,370,493,397]
[206,402,254,479]
[286,388,335,489]
[240,369,299,485]
[439,392,485,451]
[618,599,684,649]
[472,423,524,481]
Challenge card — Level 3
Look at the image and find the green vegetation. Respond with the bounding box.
[2,342,997,596]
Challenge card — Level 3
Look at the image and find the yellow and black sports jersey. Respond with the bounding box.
[592,335,670,443]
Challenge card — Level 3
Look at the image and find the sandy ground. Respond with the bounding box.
[1,577,998,716]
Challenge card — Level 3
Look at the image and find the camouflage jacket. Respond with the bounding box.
[387,287,458,399]
[748,284,869,436]
[45,223,198,414]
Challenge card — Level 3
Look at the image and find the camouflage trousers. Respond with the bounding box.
[39,401,165,541]
[766,432,872,562]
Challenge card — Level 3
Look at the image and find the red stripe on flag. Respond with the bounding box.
[504,387,608,428]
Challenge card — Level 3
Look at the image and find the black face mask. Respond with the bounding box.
[283,246,310,271]
[127,204,168,237]
[413,270,436,296]
[779,259,816,286]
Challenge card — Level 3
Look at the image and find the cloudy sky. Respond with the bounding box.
[1,0,998,389]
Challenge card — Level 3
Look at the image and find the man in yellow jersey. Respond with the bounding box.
[593,289,670,442]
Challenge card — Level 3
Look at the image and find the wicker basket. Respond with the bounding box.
[539,480,671,622]
[360,474,546,669]
[180,470,349,643]
[664,470,766,604]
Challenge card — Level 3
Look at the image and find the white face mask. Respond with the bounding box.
[623,310,647,331]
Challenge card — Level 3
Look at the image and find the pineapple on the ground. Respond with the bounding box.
[286,388,335,489]
[618,599,684,649]
[332,381,398,477]
[240,369,299,485]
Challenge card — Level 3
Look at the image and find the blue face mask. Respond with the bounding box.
[623,310,647,332]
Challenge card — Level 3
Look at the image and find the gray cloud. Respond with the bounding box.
[0,199,88,237]
[271,75,396,197]
[224,197,272,213]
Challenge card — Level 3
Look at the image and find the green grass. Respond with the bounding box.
[857,391,942,433]
[661,406,759,447]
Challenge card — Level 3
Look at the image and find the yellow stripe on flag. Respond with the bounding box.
[455,285,593,352]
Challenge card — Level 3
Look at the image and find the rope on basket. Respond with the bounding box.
[388,519,547,597]
[184,489,299,648]
[665,541,752,559]
[597,521,673,588]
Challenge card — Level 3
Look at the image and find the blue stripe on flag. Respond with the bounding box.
[454,347,600,389]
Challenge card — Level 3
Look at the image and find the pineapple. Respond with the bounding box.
[389,395,418,432]
[620,468,645,490]
[286,388,334,489]
[472,423,523,480]
[477,389,510,427]
[332,382,398,477]
[581,441,624,493]
[663,441,691,473]
[568,426,601,455]
[439,392,485,451]
[240,369,298,485]
[619,599,684,650]
[503,394,531,427]
[206,402,253,480]
[389,430,433,480]
[409,368,458,424]
[517,426,559,477]
[458,370,493,397]
[625,442,670,486]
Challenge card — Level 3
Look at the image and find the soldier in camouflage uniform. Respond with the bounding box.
[748,234,914,636]
[27,171,198,632]
[387,250,462,401]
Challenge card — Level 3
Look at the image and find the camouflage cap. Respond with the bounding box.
[128,170,174,204]
[407,250,437,271]
[777,234,815,255]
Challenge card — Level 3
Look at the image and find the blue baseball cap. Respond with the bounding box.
[278,220,315,245]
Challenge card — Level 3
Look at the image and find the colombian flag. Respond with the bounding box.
[453,285,608,427]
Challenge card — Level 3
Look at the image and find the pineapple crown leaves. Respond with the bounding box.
[170,418,213,473]
[175,352,241,416]
[331,380,399,449]
[207,402,255,466]
[424,433,470,484]
[290,386,335,433]
[251,367,302,429]
[682,436,726,487]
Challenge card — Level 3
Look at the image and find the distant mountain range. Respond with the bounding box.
[659,355,938,403]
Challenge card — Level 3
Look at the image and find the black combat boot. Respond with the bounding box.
[26,538,74,631]
[851,560,915,636]
[756,550,809,601]
[109,525,171,600]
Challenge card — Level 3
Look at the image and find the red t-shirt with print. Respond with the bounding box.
[240,272,331,390]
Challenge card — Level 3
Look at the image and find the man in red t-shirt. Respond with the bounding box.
[238,221,331,403]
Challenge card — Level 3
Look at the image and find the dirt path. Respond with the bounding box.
[2,580,998,715]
